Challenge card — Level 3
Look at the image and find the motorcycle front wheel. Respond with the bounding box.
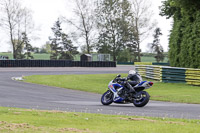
[101,90,113,105]
[133,91,150,107]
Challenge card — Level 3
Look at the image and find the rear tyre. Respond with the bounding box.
[133,91,150,107]
[101,90,113,105]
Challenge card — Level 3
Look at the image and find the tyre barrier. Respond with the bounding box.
[136,65,162,81]
[135,65,200,85]
[134,62,170,66]
[117,62,134,65]
[0,60,116,67]
[186,69,200,85]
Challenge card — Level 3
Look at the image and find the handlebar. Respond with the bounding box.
[113,76,127,83]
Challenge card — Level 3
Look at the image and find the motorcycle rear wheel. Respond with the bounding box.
[133,91,150,107]
[101,90,113,105]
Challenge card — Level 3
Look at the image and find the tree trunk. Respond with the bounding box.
[80,10,90,54]
[86,33,90,54]
[9,25,16,59]
[135,18,141,62]
[137,40,141,62]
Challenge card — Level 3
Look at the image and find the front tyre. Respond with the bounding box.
[101,90,113,105]
[133,91,150,107]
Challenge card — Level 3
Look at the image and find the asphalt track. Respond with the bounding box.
[0,66,200,119]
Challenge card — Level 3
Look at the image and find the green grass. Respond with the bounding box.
[0,52,168,62]
[31,53,50,60]
[149,82,200,104]
[24,74,200,104]
[141,56,169,62]
[0,52,50,60]
[0,53,81,61]
[0,52,13,59]
[0,107,199,133]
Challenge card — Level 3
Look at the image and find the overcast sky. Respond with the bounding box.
[0,0,172,52]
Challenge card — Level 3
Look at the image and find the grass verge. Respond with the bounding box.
[0,52,169,62]
[24,74,200,104]
[0,107,199,133]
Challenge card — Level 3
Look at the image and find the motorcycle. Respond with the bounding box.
[101,73,153,107]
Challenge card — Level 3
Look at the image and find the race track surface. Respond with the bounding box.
[0,66,200,119]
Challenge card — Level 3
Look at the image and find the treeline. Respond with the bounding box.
[0,0,166,62]
[160,0,200,68]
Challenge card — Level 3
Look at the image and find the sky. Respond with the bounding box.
[0,0,172,52]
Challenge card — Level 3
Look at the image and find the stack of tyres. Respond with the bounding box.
[72,61,76,67]
[161,67,186,83]
[0,60,117,67]
[93,62,97,67]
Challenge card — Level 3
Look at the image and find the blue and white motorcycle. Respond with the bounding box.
[101,70,153,107]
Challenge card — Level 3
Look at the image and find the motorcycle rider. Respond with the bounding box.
[126,70,143,93]
[127,70,142,86]
[113,70,142,98]
[101,69,151,106]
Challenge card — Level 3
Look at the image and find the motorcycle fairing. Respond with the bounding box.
[108,82,124,103]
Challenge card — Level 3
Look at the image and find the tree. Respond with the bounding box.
[117,49,131,62]
[96,0,136,61]
[151,28,164,63]
[32,47,40,53]
[40,42,51,54]
[126,43,138,62]
[15,39,25,59]
[0,0,34,59]
[59,33,79,60]
[22,32,34,59]
[131,0,157,62]
[96,33,112,54]
[49,19,62,60]
[80,45,89,54]
[160,0,200,68]
[64,0,96,54]
[49,19,78,60]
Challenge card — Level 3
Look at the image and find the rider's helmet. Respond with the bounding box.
[128,70,142,83]
[128,70,136,75]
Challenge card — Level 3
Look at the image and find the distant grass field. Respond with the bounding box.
[0,107,199,133]
[141,56,168,63]
[0,52,168,62]
[0,53,81,61]
[0,52,51,60]
[24,74,200,104]
[30,53,50,60]
[0,52,13,59]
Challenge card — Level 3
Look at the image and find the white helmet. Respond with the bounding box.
[128,70,136,75]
